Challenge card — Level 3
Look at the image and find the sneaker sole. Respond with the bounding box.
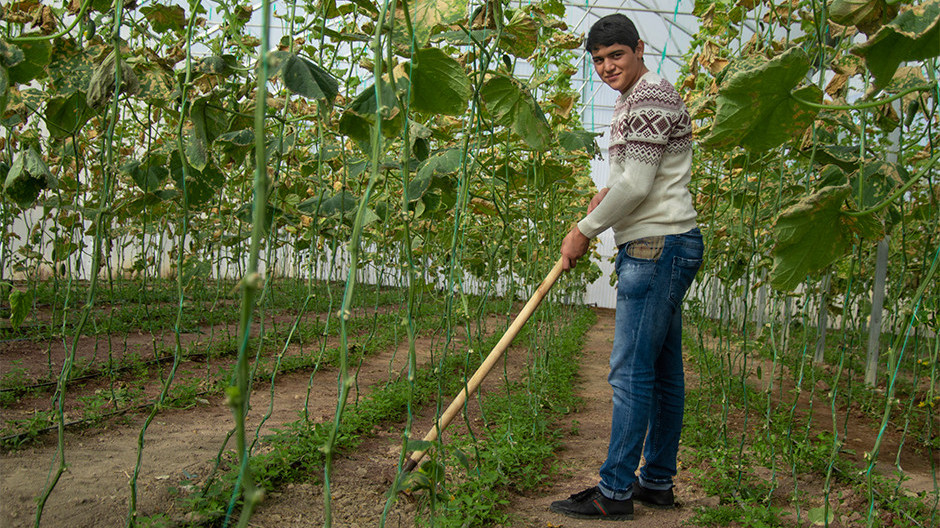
[549,505,634,520]
[637,501,675,510]
[635,498,677,510]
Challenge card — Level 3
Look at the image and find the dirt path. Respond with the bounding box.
[500,308,717,527]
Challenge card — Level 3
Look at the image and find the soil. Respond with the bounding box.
[1,307,937,528]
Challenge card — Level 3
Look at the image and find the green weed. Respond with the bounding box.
[1,410,56,450]
[0,361,30,390]
[690,500,789,527]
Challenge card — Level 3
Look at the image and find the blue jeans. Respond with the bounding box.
[598,227,703,500]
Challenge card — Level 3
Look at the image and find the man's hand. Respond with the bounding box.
[560,225,590,271]
[588,187,610,213]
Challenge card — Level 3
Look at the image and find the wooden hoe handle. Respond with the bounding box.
[402,257,566,473]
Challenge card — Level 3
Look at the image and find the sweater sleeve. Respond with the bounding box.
[577,77,683,239]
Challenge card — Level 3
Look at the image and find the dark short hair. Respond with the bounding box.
[585,14,640,52]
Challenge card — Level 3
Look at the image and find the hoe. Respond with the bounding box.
[401,256,565,473]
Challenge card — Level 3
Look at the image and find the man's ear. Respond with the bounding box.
[635,40,645,60]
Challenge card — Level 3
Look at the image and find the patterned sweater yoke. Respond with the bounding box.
[610,76,693,166]
[577,72,698,247]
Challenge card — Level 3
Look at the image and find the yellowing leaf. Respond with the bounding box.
[853,0,940,87]
[770,185,884,290]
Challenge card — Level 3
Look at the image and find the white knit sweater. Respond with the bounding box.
[577,71,697,247]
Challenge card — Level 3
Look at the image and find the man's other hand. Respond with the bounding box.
[560,225,590,271]
[587,187,610,213]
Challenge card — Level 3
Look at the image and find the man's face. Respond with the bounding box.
[591,42,646,94]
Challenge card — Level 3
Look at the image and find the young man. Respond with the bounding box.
[551,14,703,521]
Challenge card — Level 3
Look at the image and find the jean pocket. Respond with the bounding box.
[668,256,702,306]
[625,235,665,260]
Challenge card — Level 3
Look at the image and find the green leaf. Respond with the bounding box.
[817,164,849,188]
[234,202,286,234]
[514,99,553,150]
[702,47,822,152]
[480,75,552,150]
[480,76,519,126]
[829,0,897,34]
[121,156,169,193]
[406,439,433,452]
[416,149,462,179]
[852,0,940,87]
[346,0,378,17]
[45,92,93,138]
[534,159,574,189]
[0,67,9,117]
[140,3,186,34]
[851,161,905,210]
[153,189,180,201]
[3,147,55,208]
[804,144,860,171]
[770,185,884,291]
[808,506,835,526]
[434,29,497,46]
[170,150,223,206]
[7,39,51,85]
[319,190,359,216]
[214,129,255,165]
[338,83,402,143]
[559,130,601,154]
[398,0,466,46]
[275,52,339,102]
[297,192,325,215]
[90,0,112,13]
[185,98,227,171]
[9,289,32,330]
[453,448,470,469]
[409,120,433,161]
[408,173,433,204]
[409,47,472,116]
[347,159,369,179]
[51,240,78,262]
[3,153,37,208]
[407,149,462,204]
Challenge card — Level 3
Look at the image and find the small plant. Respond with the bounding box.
[1,410,56,450]
[0,360,30,390]
[691,500,789,527]
[77,384,142,421]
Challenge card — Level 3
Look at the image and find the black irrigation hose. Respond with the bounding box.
[0,342,236,395]
[0,355,179,394]
[0,389,214,447]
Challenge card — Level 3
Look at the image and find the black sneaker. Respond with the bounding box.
[632,483,675,509]
[549,486,634,520]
